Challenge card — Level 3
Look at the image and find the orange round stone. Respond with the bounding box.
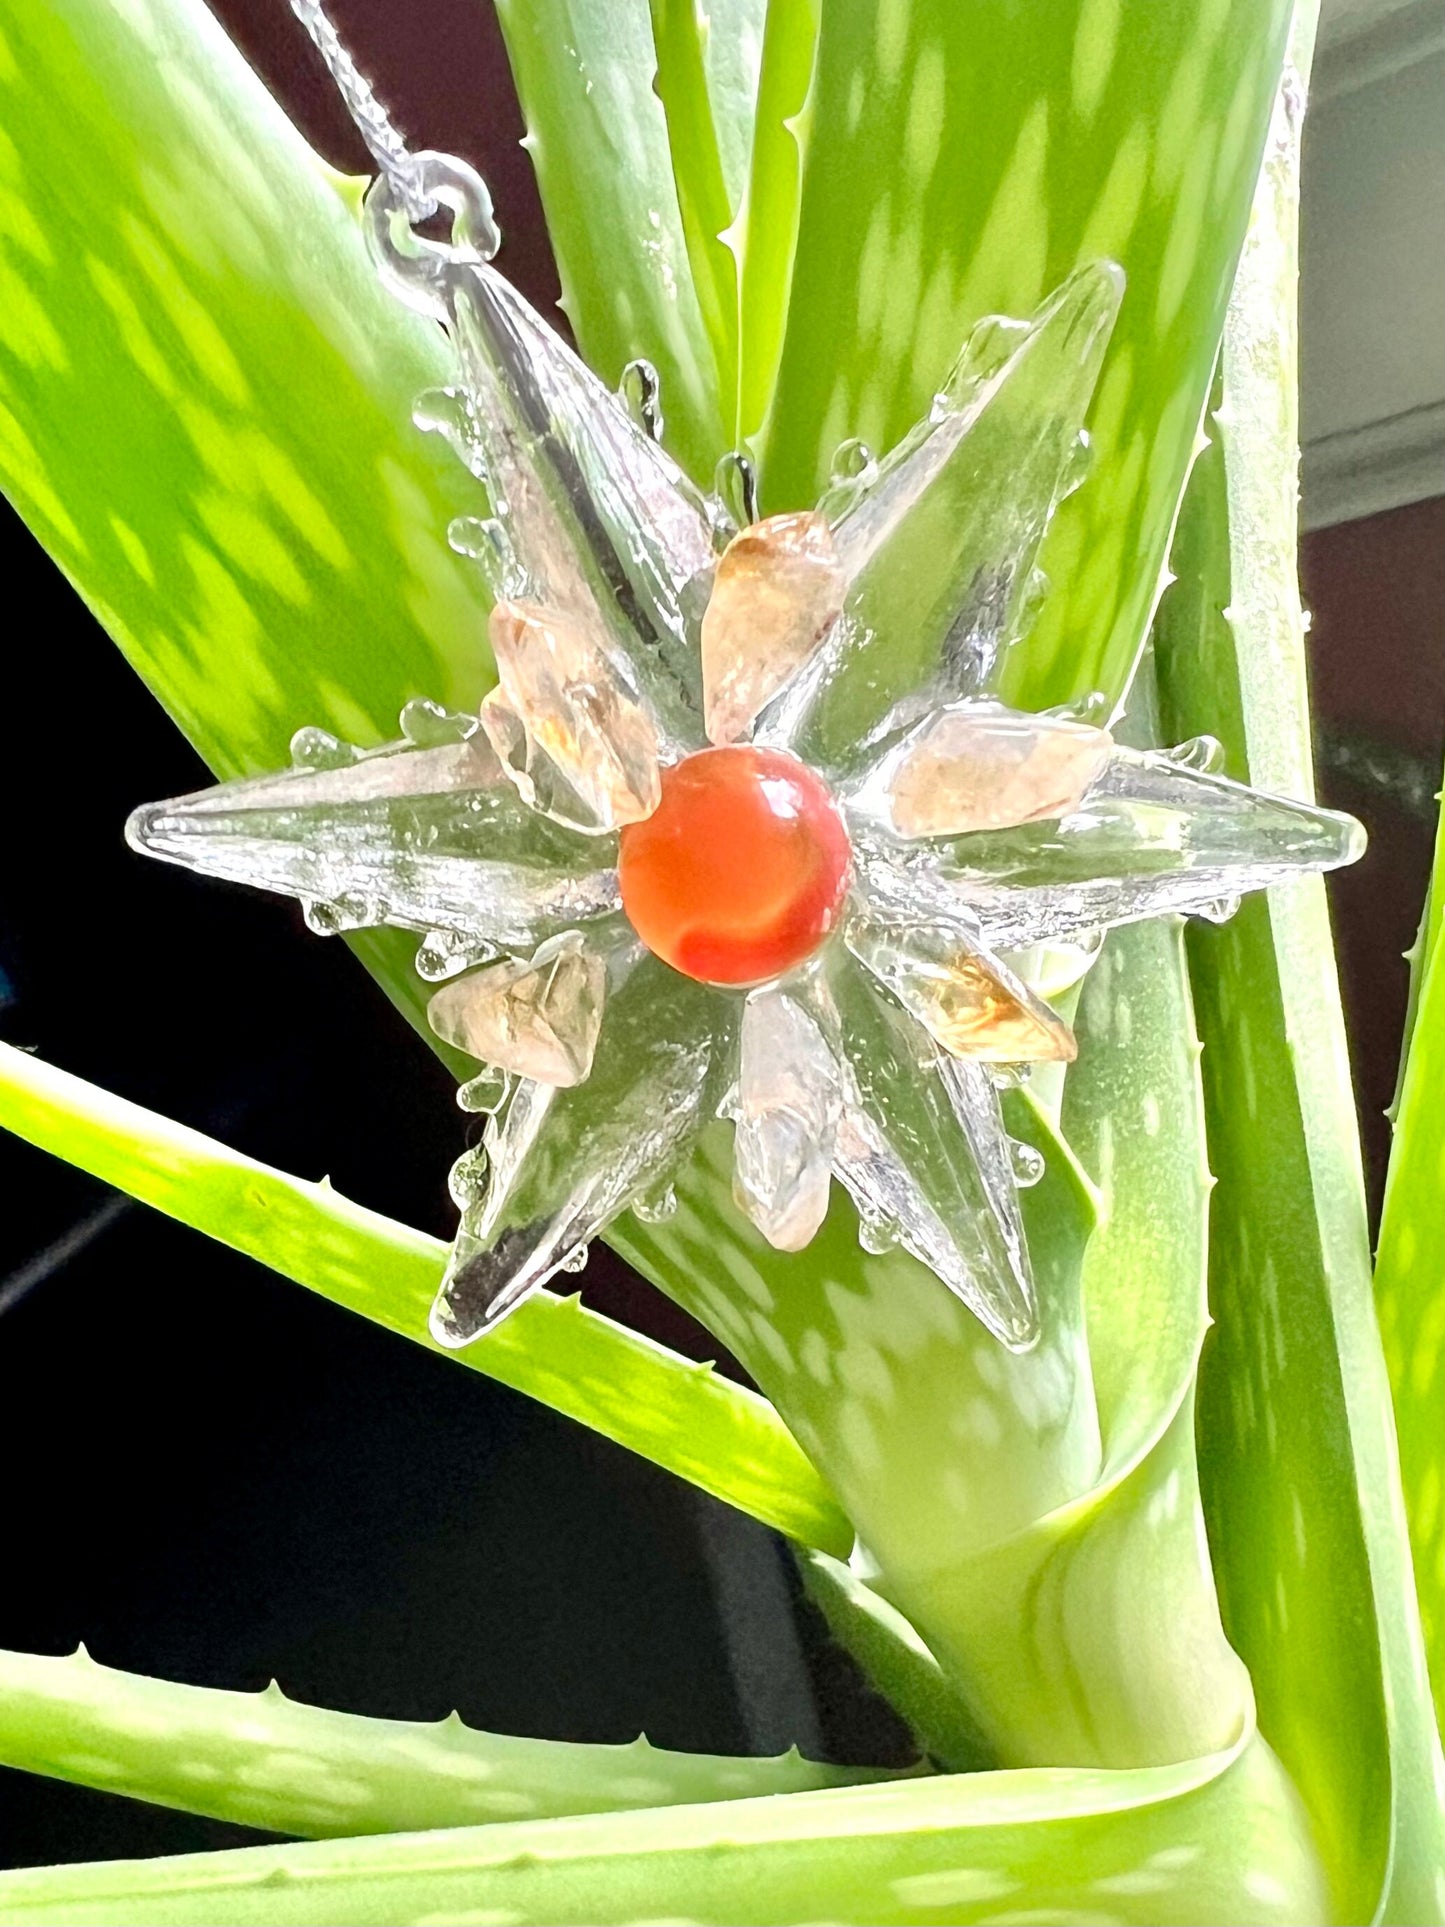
[618,747,852,986]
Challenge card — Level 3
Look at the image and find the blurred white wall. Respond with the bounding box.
[1302,0,1445,526]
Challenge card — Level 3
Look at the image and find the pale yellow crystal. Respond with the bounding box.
[426,932,607,1087]
[701,511,846,745]
[847,914,1076,1063]
[733,985,840,1251]
[881,702,1113,837]
[483,599,662,833]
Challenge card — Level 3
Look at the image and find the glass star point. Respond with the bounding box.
[127,253,1364,1352]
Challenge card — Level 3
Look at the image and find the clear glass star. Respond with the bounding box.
[126,235,1364,1355]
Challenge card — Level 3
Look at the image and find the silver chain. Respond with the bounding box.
[288,0,437,220]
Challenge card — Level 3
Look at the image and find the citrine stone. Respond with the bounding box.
[734,985,840,1250]
[701,511,846,745]
[846,914,1077,1063]
[874,701,1114,838]
[618,747,852,986]
[482,598,662,834]
[426,931,607,1087]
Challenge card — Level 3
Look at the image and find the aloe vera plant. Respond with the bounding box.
[0,0,1443,1920]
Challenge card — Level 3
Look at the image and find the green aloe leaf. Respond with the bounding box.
[612,1095,1114,1745]
[0,1646,897,1840]
[1387,753,1445,1132]
[492,0,725,476]
[932,816,1252,1769]
[500,0,1318,1792]
[583,0,1302,1769]
[0,0,493,778]
[798,859,1273,1785]
[0,1732,1328,1927]
[733,0,816,446]
[797,1552,992,1772]
[1153,6,1445,1917]
[0,1041,850,1555]
[643,0,811,452]
[757,0,1293,717]
[646,0,758,423]
[502,0,800,456]
[1375,775,1445,1729]
[615,907,1295,1793]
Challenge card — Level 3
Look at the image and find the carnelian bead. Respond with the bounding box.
[618,747,852,986]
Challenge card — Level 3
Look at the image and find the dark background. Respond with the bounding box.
[2,0,1442,1873]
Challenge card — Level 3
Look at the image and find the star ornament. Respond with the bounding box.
[127,235,1364,1355]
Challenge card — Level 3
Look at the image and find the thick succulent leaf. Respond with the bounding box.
[734,0,817,447]
[1377,770,1445,1729]
[796,1552,992,1772]
[693,0,766,219]
[1392,697,1445,1118]
[759,0,1295,718]
[1389,813,1443,1125]
[1163,453,1443,1927]
[512,30,1310,1749]
[492,0,724,478]
[0,1041,851,1556]
[619,1039,1276,1777]
[780,675,1293,1811]
[0,0,494,775]
[1026,916,1246,1763]
[623,1101,1100,1579]
[646,0,754,417]
[1154,9,1445,1915]
[0,1646,897,1839]
[506,0,793,455]
[884,908,1250,1772]
[0,1732,1328,1927]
